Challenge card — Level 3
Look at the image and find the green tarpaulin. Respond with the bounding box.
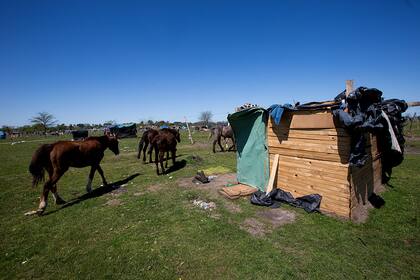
[228,108,269,191]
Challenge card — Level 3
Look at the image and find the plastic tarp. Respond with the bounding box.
[0,130,5,139]
[228,108,269,191]
[108,123,137,138]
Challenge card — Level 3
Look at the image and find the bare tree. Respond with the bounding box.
[199,111,213,127]
[30,112,57,135]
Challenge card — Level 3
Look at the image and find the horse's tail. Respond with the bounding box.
[29,144,53,187]
[208,128,215,141]
[137,133,147,159]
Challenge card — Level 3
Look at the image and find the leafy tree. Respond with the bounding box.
[30,112,57,135]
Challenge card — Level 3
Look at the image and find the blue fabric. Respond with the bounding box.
[267,104,293,125]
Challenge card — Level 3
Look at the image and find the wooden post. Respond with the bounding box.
[407,101,420,107]
[266,154,279,194]
[184,117,194,144]
[346,80,354,96]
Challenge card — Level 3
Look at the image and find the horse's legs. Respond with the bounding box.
[38,183,50,214]
[228,139,235,151]
[137,139,143,160]
[142,139,149,162]
[51,184,66,205]
[96,165,108,187]
[217,137,224,152]
[45,167,65,205]
[212,139,217,153]
[159,150,165,174]
[37,169,65,214]
[148,144,154,163]
[154,145,160,175]
[144,144,149,163]
[86,166,97,193]
[165,151,169,168]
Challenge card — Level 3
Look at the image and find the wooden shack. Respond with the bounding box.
[267,109,382,220]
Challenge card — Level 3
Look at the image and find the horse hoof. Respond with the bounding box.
[24,210,38,216]
[55,199,66,205]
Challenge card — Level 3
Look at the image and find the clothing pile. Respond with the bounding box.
[235,103,260,112]
[333,87,407,182]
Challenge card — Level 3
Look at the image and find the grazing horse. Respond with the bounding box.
[137,128,159,163]
[26,135,119,215]
[151,128,181,175]
[209,125,235,153]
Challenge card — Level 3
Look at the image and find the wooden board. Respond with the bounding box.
[277,111,339,129]
[269,146,347,163]
[266,154,279,194]
[269,154,349,176]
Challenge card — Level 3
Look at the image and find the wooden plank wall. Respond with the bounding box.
[268,110,382,219]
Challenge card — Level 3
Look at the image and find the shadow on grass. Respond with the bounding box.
[163,159,187,174]
[43,173,140,216]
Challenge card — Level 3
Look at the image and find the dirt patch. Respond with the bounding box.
[105,199,123,207]
[224,202,242,214]
[107,186,128,197]
[257,208,296,227]
[405,145,420,155]
[147,184,163,192]
[240,218,269,237]
[133,192,145,197]
[238,209,296,237]
[186,154,204,163]
[178,173,237,199]
[190,143,211,149]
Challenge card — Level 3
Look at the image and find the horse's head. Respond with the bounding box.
[106,135,120,155]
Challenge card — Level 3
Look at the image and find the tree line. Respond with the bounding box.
[1,110,226,136]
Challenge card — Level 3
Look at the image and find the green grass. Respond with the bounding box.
[0,132,419,279]
[405,119,420,137]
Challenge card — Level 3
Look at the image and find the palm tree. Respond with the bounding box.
[30,112,57,135]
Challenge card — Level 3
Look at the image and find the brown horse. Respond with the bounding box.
[26,135,119,215]
[209,125,235,153]
[151,128,181,175]
[137,128,159,163]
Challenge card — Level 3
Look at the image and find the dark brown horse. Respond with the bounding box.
[209,125,235,153]
[151,128,181,175]
[26,135,119,215]
[137,128,159,163]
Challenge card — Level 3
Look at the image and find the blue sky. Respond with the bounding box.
[1,0,419,126]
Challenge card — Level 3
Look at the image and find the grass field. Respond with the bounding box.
[0,132,419,279]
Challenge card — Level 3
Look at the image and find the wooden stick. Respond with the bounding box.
[407,101,420,107]
[266,154,279,194]
[345,80,354,96]
[184,117,194,144]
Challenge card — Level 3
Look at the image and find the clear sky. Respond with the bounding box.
[1,0,419,126]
